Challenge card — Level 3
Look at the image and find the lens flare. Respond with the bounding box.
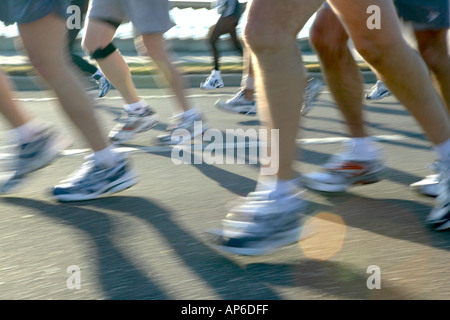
[300,212,347,261]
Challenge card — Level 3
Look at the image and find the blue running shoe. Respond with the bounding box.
[93,74,111,98]
[51,155,139,202]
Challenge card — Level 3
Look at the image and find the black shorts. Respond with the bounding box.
[322,1,449,31]
[394,0,450,30]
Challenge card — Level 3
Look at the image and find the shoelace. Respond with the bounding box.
[228,90,244,102]
[61,157,100,185]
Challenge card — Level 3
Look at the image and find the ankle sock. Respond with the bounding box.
[345,137,380,160]
[93,146,122,167]
[124,100,148,115]
[10,120,43,144]
[256,177,297,198]
[436,138,450,162]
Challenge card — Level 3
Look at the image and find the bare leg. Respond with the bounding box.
[209,15,241,71]
[141,33,192,112]
[309,5,366,138]
[0,70,32,129]
[82,19,141,105]
[241,43,255,101]
[18,13,108,152]
[415,29,450,114]
[245,0,323,181]
[328,0,450,145]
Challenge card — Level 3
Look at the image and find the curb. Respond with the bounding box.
[9,71,377,91]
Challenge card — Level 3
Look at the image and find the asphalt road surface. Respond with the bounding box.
[0,84,449,300]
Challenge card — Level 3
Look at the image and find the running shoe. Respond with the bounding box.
[0,126,71,193]
[51,155,139,202]
[427,161,450,230]
[215,90,257,116]
[93,74,112,98]
[157,109,208,145]
[206,190,307,256]
[365,80,391,100]
[410,161,440,197]
[301,77,323,116]
[109,108,159,144]
[302,145,385,192]
[200,72,224,90]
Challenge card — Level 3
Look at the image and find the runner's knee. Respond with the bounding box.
[84,42,117,60]
[244,21,291,54]
[418,39,449,72]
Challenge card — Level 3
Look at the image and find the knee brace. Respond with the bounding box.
[90,43,117,60]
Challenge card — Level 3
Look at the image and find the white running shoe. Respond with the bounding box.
[206,190,308,256]
[157,108,208,145]
[301,77,323,116]
[109,108,159,144]
[0,126,71,193]
[51,154,139,202]
[427,161,450,230]
[302,141,385,192]
[215,90,257,116]
[200,71,224,90]
[365,80,391,100]
[410,161,440,197]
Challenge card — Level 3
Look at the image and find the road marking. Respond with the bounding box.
[13,93,231,103]
[56,134,409,157]
[15,91,345,103]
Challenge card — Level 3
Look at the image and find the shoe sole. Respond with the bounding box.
[365,91,391,101]
[410,176,439,197]
[110,114,159,144]
[433,219,450,231]
[208,226,304,256]
[98,83,111,98]
[200,83,224,90]
[157,123,209,146]
[215,103,256,116]
[302,172,382,193]
[51,169,139,202]
[215,100,257,116]
[410,183,438,197]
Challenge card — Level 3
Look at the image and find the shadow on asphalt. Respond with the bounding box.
[2,196,283,300]
[3,193,449,300]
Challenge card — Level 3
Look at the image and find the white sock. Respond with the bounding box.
[436,138,450,162]
[9,120,43,144]
[124,100,148,115]
[345,137,380,160]
[212,69,221,77]
[256,176,296,198]
[93,146,121,167]
[182,107,198,118]
[241,74,255,91]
